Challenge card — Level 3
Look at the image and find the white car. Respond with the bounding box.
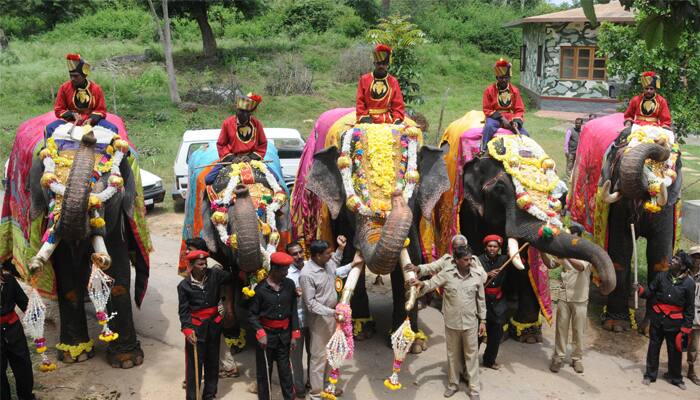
[3,160,164,211]
[172,128,304,209]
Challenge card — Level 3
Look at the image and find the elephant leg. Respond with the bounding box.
[53,241,94,363]
[639,207,674,334]
[103,232,143,369]
[509,268,543,344]
[604,203,634,332]
[350,269,374,340]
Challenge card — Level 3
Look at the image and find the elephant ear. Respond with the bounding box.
[306,146,344,219]
[416,144,451,221]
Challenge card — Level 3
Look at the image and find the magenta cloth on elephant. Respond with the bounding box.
[568,113,624,237]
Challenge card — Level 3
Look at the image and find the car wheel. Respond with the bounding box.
[146,204,155,212]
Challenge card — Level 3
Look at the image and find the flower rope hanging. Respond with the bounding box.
[384,317,416,390]
[322,303,353,400]
[22,288,57,372]
[87,265,119,342]
[338,124,420,218]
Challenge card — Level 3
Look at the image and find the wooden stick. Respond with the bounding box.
[631,223,639,309]
[193,343,201,400]
[485,242,529,287]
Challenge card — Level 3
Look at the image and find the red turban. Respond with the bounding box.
[641,71,660,89]
[494,58,511,77]
[185,250,209,261]
[270,252,294,267]
[483,235,504,246]
[373,44,392,63]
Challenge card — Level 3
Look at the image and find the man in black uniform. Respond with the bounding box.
[1,262,36,400]
[478,235,509,370]
[178,250,232,400]
[249,252,300,400]
[637,251,695,390]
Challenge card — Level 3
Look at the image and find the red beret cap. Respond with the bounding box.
[270,252,294,266]
[483,235,504,246]
[185,250,209,261]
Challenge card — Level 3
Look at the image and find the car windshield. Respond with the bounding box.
[186,142,213,163]
[270,138,303,159]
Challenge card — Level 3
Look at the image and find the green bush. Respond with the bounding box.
[333,11,366,38]
[0,16,49,38]
[416,2,521,57]
[134,66,168,90]
[280,0,361,37]
[171,17,201,42]
[45,8,153,42]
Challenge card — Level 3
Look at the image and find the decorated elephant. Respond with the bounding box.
[434,111,616,342]
[0,112,151,368]
[569,113,681,332]
[180,141,291,351]
[291,108,450,352]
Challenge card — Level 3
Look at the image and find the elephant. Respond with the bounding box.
[183,146,291,351]
[296,111,450,351]
[436,119,616,343]
[24,120,150,368]
[569,114,682,332]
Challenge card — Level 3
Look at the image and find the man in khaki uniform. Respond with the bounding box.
[687,246,700,386]
[543,226,591,374]
[411,246,486,400]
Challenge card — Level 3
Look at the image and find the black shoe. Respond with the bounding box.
[642,377,652,385]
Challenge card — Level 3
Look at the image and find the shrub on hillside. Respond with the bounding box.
[265,55,314,96]
[45,8,153,42]
[280,0,362,36]
[335,45,373,83]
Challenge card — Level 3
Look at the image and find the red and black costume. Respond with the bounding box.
[216,115,268,160]
[249,253,300,400]
[1,268,35,400]
[477,235,509,368]
[355,44,406,124]
[481,59,528,149]
[178,252,232,400]
[623,71,672,128]
[639,270,694,386]
[355,73,406,124]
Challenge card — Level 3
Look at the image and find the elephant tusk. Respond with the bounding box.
[338,251,364,314]
[657,183,668,207]
[29,239,60,271]
[602,180,621,204]
[508,238,526,270]
[400,248,418,312]
[91,235,112,270]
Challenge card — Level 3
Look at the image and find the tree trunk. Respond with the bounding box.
[147,0,181,104]
[382,0,390,16]
[192,2,217,58]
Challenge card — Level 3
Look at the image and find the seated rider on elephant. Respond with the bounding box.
[45,53,119,138]
[620,71,672,139]
[356,44,406,125]
[480,58,528,151]
[206,91,268,184]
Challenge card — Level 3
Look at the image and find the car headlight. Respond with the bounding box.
[153,180,163,189]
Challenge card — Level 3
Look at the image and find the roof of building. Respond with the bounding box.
[504,1,635,28]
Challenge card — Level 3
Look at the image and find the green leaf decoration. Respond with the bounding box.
[582,0,597,25]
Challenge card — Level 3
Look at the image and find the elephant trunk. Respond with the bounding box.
[357,191,413,275]
[230,185,262,272]
[56,132,97,241]
[504,201,616,295]
[619,143,670,199]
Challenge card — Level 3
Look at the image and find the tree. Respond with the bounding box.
[597,22,700,138]
[367,14,428,105]
[582,0,700,49]
[147,0,181,104]
[0,0,95,38]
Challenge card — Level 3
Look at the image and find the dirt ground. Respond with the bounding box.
[14,210,700,399]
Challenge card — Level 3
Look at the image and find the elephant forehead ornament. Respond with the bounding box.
[338,124,420,218]
[488,135,567,238]
[624,125,679,213]
[29,124,128,343]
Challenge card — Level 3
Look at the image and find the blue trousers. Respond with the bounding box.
[481,117,529,149]
[44,118,119,138]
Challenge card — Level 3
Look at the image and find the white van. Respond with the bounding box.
[172,128,305,208]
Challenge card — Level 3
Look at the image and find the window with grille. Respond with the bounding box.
[560,46,606,80]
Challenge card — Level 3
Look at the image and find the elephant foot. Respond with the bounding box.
[56,343,95,364]
[107,347,144,369]
[410,341,423,354]
[509,317,543,344]
[410,337,428,354]
[91,252,112,270]
[353,319,375,341]
[224,329,247,353]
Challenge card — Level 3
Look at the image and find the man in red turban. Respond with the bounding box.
[356,44,406,124]
[623,71,672,129]
[46,53,119,137]
[481,58,528,150]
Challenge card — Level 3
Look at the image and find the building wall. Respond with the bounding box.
[521,22,619,100]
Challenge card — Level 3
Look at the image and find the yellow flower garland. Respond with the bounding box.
[56,340,94,359]
[365,125,398,199]
[488,137,559,193]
